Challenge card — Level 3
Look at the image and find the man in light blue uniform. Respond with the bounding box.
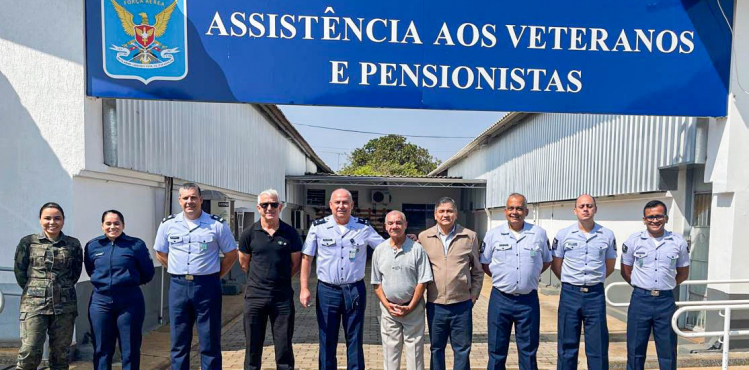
[481,193,552,370]
[299,188,385,370]
[154,183,238,370]
[550,194,617,370]
[621,200,689,370]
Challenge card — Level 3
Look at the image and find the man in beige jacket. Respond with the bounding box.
[418,197,484,370]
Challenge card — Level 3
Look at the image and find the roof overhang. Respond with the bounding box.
[286,175,486,188]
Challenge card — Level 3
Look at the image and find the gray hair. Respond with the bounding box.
[259,188,280,201]
[330,188,353,202]
[507,193,527,208]
[435,196,457,211]
[386,210,407,223]
[179,182,202,196]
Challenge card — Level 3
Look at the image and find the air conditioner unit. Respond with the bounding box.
[370,190,392,205]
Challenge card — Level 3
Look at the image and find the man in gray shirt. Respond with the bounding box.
[372,211,433,370]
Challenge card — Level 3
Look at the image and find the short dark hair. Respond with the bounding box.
[435,197,456,210]
[39,202,65,219]
[101,210,125,224]
[643,200,667,216]
[179,182,202,196]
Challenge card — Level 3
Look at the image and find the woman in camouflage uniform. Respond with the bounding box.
[13,202,83,370]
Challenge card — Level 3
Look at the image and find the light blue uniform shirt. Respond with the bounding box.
[552,223,617,286]
[621,230,690,290]
[438,225,456,256]
[480,222,552,295]
[153,211,237,275]
[302,216,385,285]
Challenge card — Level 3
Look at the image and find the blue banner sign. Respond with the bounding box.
[86,0,734,116]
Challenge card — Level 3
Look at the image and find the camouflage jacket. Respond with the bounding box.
[14,233,83,316]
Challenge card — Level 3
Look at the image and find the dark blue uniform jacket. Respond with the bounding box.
[85,234,155,294]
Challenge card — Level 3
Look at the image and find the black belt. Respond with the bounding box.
[634,286,672,297]
[562,282,603,293]
[494,287,535,297]
[171,272,220,281]
[319,279,363,289]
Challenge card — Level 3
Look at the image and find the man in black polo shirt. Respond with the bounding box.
[238,189,303,370]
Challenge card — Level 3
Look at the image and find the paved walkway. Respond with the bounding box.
[58,267,749,370]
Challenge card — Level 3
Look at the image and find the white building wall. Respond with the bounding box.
[704,0,749,295]
[0,0,92,284]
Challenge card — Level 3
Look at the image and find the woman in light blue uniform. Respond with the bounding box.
[85,210,155,370]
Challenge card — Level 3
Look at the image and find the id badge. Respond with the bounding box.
[599,248,604,257]
[349,248,358,261]
[200,243,208,252]
[637,258,644,268]
[530,249,536,257]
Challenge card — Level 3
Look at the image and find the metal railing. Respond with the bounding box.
[605,279,749,307]
[672,304,749,370]
[605,279,749,370]
[0,266,22,314]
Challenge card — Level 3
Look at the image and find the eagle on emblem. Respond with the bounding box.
[110,0,178,65]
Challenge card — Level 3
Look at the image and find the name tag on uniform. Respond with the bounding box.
[322,239,335,247]
[497,243,511,251]
[564,241,578,250]
[94,252,104,257]
[169,235,183,243]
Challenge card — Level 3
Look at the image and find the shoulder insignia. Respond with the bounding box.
[313,218,327,226]
[161,214,176,223]
[551,238,558,250]
[613,238,617,251]
[480,241,485,254]
[356,217,370,225]
[686,244,691,253]
[210,214,225,223]
[622,243,628,253]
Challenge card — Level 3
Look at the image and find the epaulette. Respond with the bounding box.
[210,214,226,223]
[312,217,327,226]
[161,214,176,223]
[356,217,370,225]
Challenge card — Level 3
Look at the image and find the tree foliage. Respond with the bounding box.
[339,135,441,176]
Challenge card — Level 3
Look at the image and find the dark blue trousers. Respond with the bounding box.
[626,288,678,370]
[487,288,540,370]
[316,280,366,370]
[169,274,222,370]
[557,283,609,370]
[88,288,145,370]
[426,300,473,370]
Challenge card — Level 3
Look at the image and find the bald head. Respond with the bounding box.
[574,193,597,224]
[329,188,354,224]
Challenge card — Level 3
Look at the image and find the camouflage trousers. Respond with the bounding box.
[17,312,76,370]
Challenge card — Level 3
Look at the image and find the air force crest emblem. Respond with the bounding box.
[102,0,187,84]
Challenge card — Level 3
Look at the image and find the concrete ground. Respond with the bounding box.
[2,271,744,369]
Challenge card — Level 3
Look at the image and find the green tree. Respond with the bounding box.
[339,135,441,176]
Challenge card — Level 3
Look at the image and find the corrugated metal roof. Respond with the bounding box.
[439,113,705,208]
[105,99,332,200]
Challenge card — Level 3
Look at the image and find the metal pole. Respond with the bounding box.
[723,307,731,370]
[160,176,174,325]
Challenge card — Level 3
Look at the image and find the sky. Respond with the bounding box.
[279,105,504,172]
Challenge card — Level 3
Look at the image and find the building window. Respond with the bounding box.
[351,191,359,208]
[307,189,326,206]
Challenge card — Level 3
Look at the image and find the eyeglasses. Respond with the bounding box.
[644,214,666,221]
[259,202,280,209]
